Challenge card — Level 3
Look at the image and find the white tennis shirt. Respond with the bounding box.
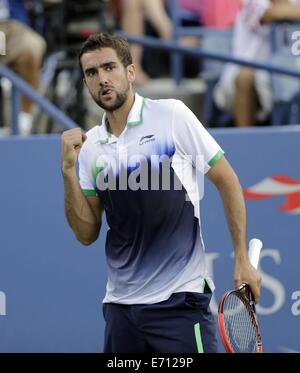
[79,93,224,304]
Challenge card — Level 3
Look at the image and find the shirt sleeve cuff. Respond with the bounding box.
[208,150,225,168]
[82,189,97,197]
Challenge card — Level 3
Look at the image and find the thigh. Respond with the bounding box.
[0,21,12,64]
[139,292,218,353]
[0,20,45,63]
[103,303,148,353]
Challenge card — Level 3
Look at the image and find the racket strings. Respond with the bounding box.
[223,293,258,352]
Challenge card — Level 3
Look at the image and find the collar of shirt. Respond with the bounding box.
[97,93,145,145]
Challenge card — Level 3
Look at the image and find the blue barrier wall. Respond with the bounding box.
[0,128,299,353]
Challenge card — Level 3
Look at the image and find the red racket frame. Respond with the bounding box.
[218,288,263,353]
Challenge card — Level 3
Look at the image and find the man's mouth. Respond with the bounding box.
[101,88,113,97]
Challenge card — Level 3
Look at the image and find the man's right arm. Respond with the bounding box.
[61,128,102,246]
[261,3,300,23]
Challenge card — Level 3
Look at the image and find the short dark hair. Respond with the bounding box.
[78,33,133,74]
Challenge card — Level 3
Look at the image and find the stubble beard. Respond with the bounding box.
[93,84,130,112]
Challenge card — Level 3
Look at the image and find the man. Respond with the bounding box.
[214,0,300,127]
[61,33,261,353]
[0,0,46,134]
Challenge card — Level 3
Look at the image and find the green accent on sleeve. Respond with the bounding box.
[194,323,204,353]
[128,98,145,127]
[208,150,225,168]
[83,189,97,197]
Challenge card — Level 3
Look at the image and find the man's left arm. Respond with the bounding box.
[207,156,262,303]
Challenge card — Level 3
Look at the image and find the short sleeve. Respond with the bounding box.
[172,100,224,174]
[78,142,98,197]
[241,0,271,30]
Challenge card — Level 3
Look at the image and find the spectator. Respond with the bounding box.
[120,0,205,85]
[213,0,300,127]
[0,0,46,134]
[121,0,172,85]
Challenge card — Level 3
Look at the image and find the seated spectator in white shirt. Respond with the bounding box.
[214,0,300,127]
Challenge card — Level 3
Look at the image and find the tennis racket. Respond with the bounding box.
[218,238,263,353]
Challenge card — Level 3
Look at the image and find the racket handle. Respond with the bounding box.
[248,238,263,269]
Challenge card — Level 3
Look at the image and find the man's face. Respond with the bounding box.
[81,48,135,111]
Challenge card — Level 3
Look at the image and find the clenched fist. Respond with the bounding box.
[61,128,87,172]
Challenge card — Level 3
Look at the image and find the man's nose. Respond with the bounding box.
[98,69,108,85]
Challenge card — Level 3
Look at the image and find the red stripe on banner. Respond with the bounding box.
[243,190,275,200]
[278,192,300,212]
[272,176,300,185]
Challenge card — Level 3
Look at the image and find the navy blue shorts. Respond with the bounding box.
[103,291,218,353]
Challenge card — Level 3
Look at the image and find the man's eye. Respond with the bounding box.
[87,71,95,77]
[106,66,114,71]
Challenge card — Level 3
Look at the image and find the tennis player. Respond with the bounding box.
[61,33,262,353]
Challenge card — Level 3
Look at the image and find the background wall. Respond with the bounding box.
[0,128,299,352]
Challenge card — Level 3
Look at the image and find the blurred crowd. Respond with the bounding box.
[1,0,300,135]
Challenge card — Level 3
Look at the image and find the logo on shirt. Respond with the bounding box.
[139,134,155,146]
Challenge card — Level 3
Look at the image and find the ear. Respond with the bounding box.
[127,64,136,84]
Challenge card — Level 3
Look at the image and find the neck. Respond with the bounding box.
[106,90,135,137]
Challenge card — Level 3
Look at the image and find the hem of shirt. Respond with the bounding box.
[102,277,215,305]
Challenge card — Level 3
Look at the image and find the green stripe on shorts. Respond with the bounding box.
[194,322,204,353]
